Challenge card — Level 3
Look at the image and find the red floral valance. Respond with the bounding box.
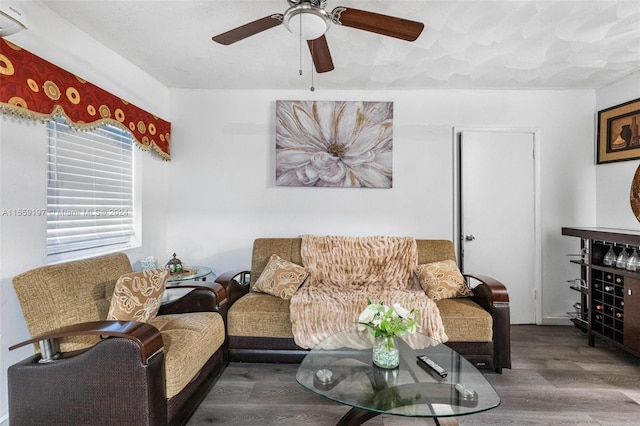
[0,39,171,160]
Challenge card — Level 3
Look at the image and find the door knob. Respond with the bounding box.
[465,234,476,241]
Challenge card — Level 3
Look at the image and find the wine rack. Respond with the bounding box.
[591,270,624,343]
[562,227,640,358]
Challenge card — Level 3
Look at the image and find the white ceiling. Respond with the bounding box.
[38,0,640,90]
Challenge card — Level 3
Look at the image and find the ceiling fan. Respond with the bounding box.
[211,0,424,74]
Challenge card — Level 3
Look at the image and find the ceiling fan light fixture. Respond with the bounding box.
[0,7,27,37]
[283,4,330,40]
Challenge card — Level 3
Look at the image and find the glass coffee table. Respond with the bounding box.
[296,325,500,425]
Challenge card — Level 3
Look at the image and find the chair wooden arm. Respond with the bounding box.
[215,270,251,307]
[9,320,163,365]
[464,273,509,305]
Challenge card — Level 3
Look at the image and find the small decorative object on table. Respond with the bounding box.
[165,253,183,274]
[358,298,419,369]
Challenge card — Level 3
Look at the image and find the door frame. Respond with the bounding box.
[452,127,543,325]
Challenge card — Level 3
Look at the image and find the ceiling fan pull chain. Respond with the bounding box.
[310,41,315,92]
[298,12,303,75]
[310,73,315,91]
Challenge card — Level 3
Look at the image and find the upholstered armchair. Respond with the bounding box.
[7,252,228,426]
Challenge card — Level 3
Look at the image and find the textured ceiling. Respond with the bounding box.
[39,0,640,90]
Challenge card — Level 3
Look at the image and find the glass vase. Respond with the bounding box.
[372,336,399,369]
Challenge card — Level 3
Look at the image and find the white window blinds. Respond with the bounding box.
[47,118,135,259]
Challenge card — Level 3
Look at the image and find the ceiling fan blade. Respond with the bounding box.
[212,14,283,45]
[307,36,334,73]
[332,7,424,41]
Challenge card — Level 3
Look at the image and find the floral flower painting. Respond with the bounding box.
[276,100,393,188]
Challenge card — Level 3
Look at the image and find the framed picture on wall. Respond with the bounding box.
[597,98,640,164]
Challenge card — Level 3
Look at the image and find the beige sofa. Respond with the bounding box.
[216,237,511,372]
[8,252,228,425]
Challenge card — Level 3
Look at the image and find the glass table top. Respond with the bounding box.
[166,266,213,283]
[296,324,500,420]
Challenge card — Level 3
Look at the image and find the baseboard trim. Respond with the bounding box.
[540,316,576,326]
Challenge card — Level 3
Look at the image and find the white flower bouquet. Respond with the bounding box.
[358,298,419,338]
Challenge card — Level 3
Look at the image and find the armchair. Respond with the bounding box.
[7,253,227,426]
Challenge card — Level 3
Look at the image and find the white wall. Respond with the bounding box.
[166,88,596,326]
[595,71,640,229]
[0,2,171,422]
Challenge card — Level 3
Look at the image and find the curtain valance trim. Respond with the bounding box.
[0,39,171,160]
[0,103,170,160]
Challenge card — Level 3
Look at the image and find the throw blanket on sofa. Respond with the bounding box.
[289,235,448,348]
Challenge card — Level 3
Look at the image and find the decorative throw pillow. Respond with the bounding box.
[107,268,169,322]
[252,254,308,300]
[415,260,473,301]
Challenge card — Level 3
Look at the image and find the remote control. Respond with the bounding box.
[416,355,448,378]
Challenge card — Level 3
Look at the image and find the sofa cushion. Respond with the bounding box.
[436,298,493,342]
[227,292,294,338]
[149,312,225,399]
[415,260,473,301]
[228,292,494,343]
[252,254,308,299]
[108,268,169,322]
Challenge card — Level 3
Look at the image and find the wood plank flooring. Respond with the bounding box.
[187,325,640,425]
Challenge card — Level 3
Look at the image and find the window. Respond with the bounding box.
[46,118,139,263]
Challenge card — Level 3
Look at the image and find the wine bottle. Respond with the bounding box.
[604,286,614,292]
[616,312,624,319]
[596,304,604,311]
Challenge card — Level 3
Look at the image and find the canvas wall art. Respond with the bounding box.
[276,100,393,188]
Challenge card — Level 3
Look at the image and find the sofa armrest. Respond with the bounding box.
[464,273,511,372]
[464,274,509,308]
[215,270,250,308]
[159,281,228,317]
[8,329,167,425]
[9,320,163,365]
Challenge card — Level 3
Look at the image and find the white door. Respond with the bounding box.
[459,130,538,324]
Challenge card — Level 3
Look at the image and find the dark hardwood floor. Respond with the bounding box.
[187,325,640,425]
